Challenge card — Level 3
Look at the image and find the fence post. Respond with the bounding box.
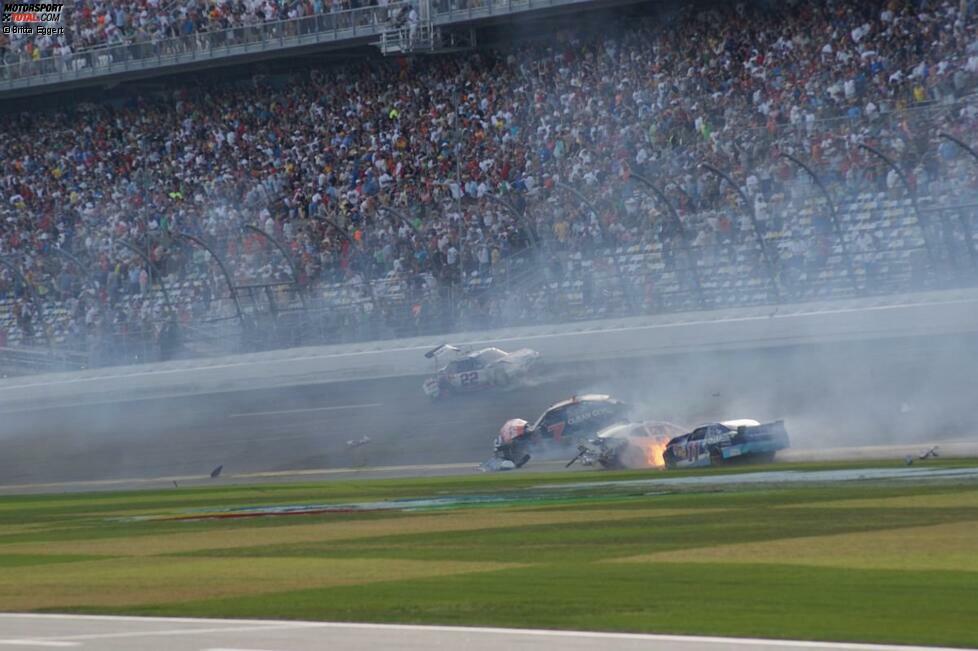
[485,193,538,250]
[244,224,309,309]
[699,162,782,303]
[176,231,246,331]
[857,143,938,276]
[936,132,978,272]
[554,181,631,314]
[629,171,706,308]
[779,152,862,295]
[0,256,54,354]
[114,238,178,315]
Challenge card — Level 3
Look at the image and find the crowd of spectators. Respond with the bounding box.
[0,0,510,78]
[2,0,978,357]
[0,0,405,76]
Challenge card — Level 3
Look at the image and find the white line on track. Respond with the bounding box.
[1,625,320,643]
[1,295,975,394]
[0,642,79,647]
[226,403,382,418]
[0,462,484,493]
[0,615,972,650]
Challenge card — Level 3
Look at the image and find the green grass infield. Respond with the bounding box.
[1,458,977,647]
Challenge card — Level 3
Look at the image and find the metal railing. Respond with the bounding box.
[0,0,603,91]
[430,0,599,21]
[0,2,411,89]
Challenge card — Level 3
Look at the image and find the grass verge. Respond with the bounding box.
[1,459,977,647]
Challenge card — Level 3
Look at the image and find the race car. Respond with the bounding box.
[422,344,540,400]
[567,421,687,470]
[662,419,789,469]
[484,394,630,470]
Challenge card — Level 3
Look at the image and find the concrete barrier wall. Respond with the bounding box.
[2,288,977,410]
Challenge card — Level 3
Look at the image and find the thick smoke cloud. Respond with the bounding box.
[566,334,978,452]
[1,332,975,489]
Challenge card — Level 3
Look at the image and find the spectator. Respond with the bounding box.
[2,0,977,357]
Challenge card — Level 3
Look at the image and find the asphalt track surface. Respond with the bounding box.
[2,333,978,492]
[0,615,973,651]
[2,337,977,651]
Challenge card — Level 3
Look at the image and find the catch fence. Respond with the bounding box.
[2,102,978,373]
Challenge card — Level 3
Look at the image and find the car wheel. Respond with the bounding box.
[755,451,776,464]
[709,447,724,466]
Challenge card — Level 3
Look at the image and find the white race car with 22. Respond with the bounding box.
[422,344,540,400]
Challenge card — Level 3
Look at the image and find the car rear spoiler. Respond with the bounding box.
[737,419,788,438]
[425,344,461,359]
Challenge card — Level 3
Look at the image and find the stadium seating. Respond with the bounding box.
[3,0,978,367]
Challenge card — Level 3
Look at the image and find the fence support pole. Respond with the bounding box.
[377,205,418,234]
[114,239,177,317]
[177,231,246,331]
[485,193,538,250]
[554,181,632,312]
[779,153,862,294]
[857,143,938,274]
[936,132,978,271]
[629,171,705,308]
[0,256,53,353]
[47,247,102,301]
[244,224,309,309]
[699,163,782,303]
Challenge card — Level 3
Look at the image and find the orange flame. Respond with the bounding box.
[641,435,671,469]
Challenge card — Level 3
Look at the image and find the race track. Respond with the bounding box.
[0,615,972,651]
[2,332,977,493]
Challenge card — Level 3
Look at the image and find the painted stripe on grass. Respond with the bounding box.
[0,615,972,650]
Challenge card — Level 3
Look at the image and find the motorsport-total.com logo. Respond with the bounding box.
[1,2,65,36]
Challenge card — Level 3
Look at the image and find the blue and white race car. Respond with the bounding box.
[662,419,789,469]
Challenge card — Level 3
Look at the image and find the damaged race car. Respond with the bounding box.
[567,421,687,470]
[482,394,630,471]
[662,419,789,469]
[423,344,540,400]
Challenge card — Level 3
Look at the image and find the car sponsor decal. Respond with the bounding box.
[567,407,615,425]
[547,421,566,441]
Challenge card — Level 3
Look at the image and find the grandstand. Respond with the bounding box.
[2,0,978,372]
